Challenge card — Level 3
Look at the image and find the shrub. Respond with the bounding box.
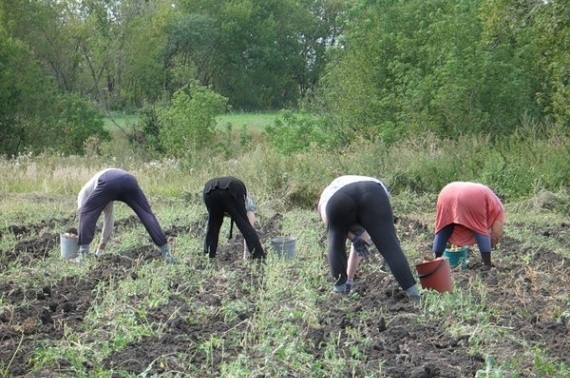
[158,82,227,158]
[264,110,331,155]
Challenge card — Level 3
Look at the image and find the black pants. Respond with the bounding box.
[325,181,415,290]
[203,177,265,259]
[78,169,167,247]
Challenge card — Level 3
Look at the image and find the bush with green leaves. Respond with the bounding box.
[316,0,555,142]
[264,110,332,155]
[126,106,163,155]
[0,26,108,157]
[158,82,228,158]
[49,93,110,155]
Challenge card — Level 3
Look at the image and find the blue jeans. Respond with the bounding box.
[432,224,491,256]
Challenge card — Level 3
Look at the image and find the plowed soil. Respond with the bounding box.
[1,212,568,377]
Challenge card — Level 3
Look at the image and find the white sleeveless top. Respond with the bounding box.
[318,175,389,222]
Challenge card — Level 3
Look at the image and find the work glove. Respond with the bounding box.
[71,245,90,265]
[160,245,175,264]
[351,235,371,260]
[163,252,175,264]
[333,283,348,294]
[345,279,354,293]
[96,242,106,257]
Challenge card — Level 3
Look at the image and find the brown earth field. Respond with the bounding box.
[0,211,568,377]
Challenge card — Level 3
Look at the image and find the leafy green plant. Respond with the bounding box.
[158,81,227,157]
[475,356,517,378]
[265,110,331,155]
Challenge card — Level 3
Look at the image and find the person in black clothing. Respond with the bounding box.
[318,175,419,296]
[203,177,265,259]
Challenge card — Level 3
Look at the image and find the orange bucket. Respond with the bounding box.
[415,257,453,293]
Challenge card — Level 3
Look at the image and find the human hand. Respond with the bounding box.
[351,235,371,260]
[345,279,354,293]
[163,251,175,264]
[160,244,176,264]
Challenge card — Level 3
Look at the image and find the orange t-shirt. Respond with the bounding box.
[435,182,505,246]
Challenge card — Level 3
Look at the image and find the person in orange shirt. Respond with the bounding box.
[433,182,505,270]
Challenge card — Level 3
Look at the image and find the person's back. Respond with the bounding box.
[202,177,265,259]
[433,181,505,270]
[75,168,174,263]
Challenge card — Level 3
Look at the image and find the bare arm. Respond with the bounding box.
[98,202,115,251]
[347,230,371,280]
[243,211,257,259]
[246,210,256,227]
[490,219,503,248]
[347,245,361,280]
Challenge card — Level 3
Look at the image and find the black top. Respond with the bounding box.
[203,176,247,201]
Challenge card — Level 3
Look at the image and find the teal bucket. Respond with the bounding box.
[443,246,468,268]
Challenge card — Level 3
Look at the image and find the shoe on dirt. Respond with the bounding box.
[333,283,348,293]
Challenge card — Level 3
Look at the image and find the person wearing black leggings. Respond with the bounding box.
[77,168,174,263]
[203,177,265,259]
[318,175,419,296]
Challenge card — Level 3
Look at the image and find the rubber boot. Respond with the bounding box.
[480,251,492,271]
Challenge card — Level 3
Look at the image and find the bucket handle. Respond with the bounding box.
[418,260,446,279]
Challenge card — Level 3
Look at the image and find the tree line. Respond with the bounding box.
[1,0,568,157]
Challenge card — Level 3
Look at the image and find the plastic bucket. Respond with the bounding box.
[415,257,453,293]
[270,236,296,260]
[444,246,468,268]
[60,234,79,260]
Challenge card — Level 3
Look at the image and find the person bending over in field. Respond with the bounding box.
[433,181,505,271]
[76,168,174,263]
[203,176,265,260]
[318,175,419,297]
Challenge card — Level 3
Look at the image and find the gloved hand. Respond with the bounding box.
[72,245,90,265]
[160,244,175,264]
[351,235,371,260]
[345,279,354,293]
[96,242,106,257]
[163,251,175,264]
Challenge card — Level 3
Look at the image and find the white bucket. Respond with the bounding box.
[60,234,79,260]
[270,236,296,260]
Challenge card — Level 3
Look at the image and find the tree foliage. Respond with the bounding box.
[1,0,569,156]
[315,0,568,141]
[0,0,108,156]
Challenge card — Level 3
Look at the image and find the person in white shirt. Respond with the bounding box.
[318,175,418,297]
[76,168,174,263]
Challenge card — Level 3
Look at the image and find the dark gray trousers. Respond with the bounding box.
[78,169,167,247]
